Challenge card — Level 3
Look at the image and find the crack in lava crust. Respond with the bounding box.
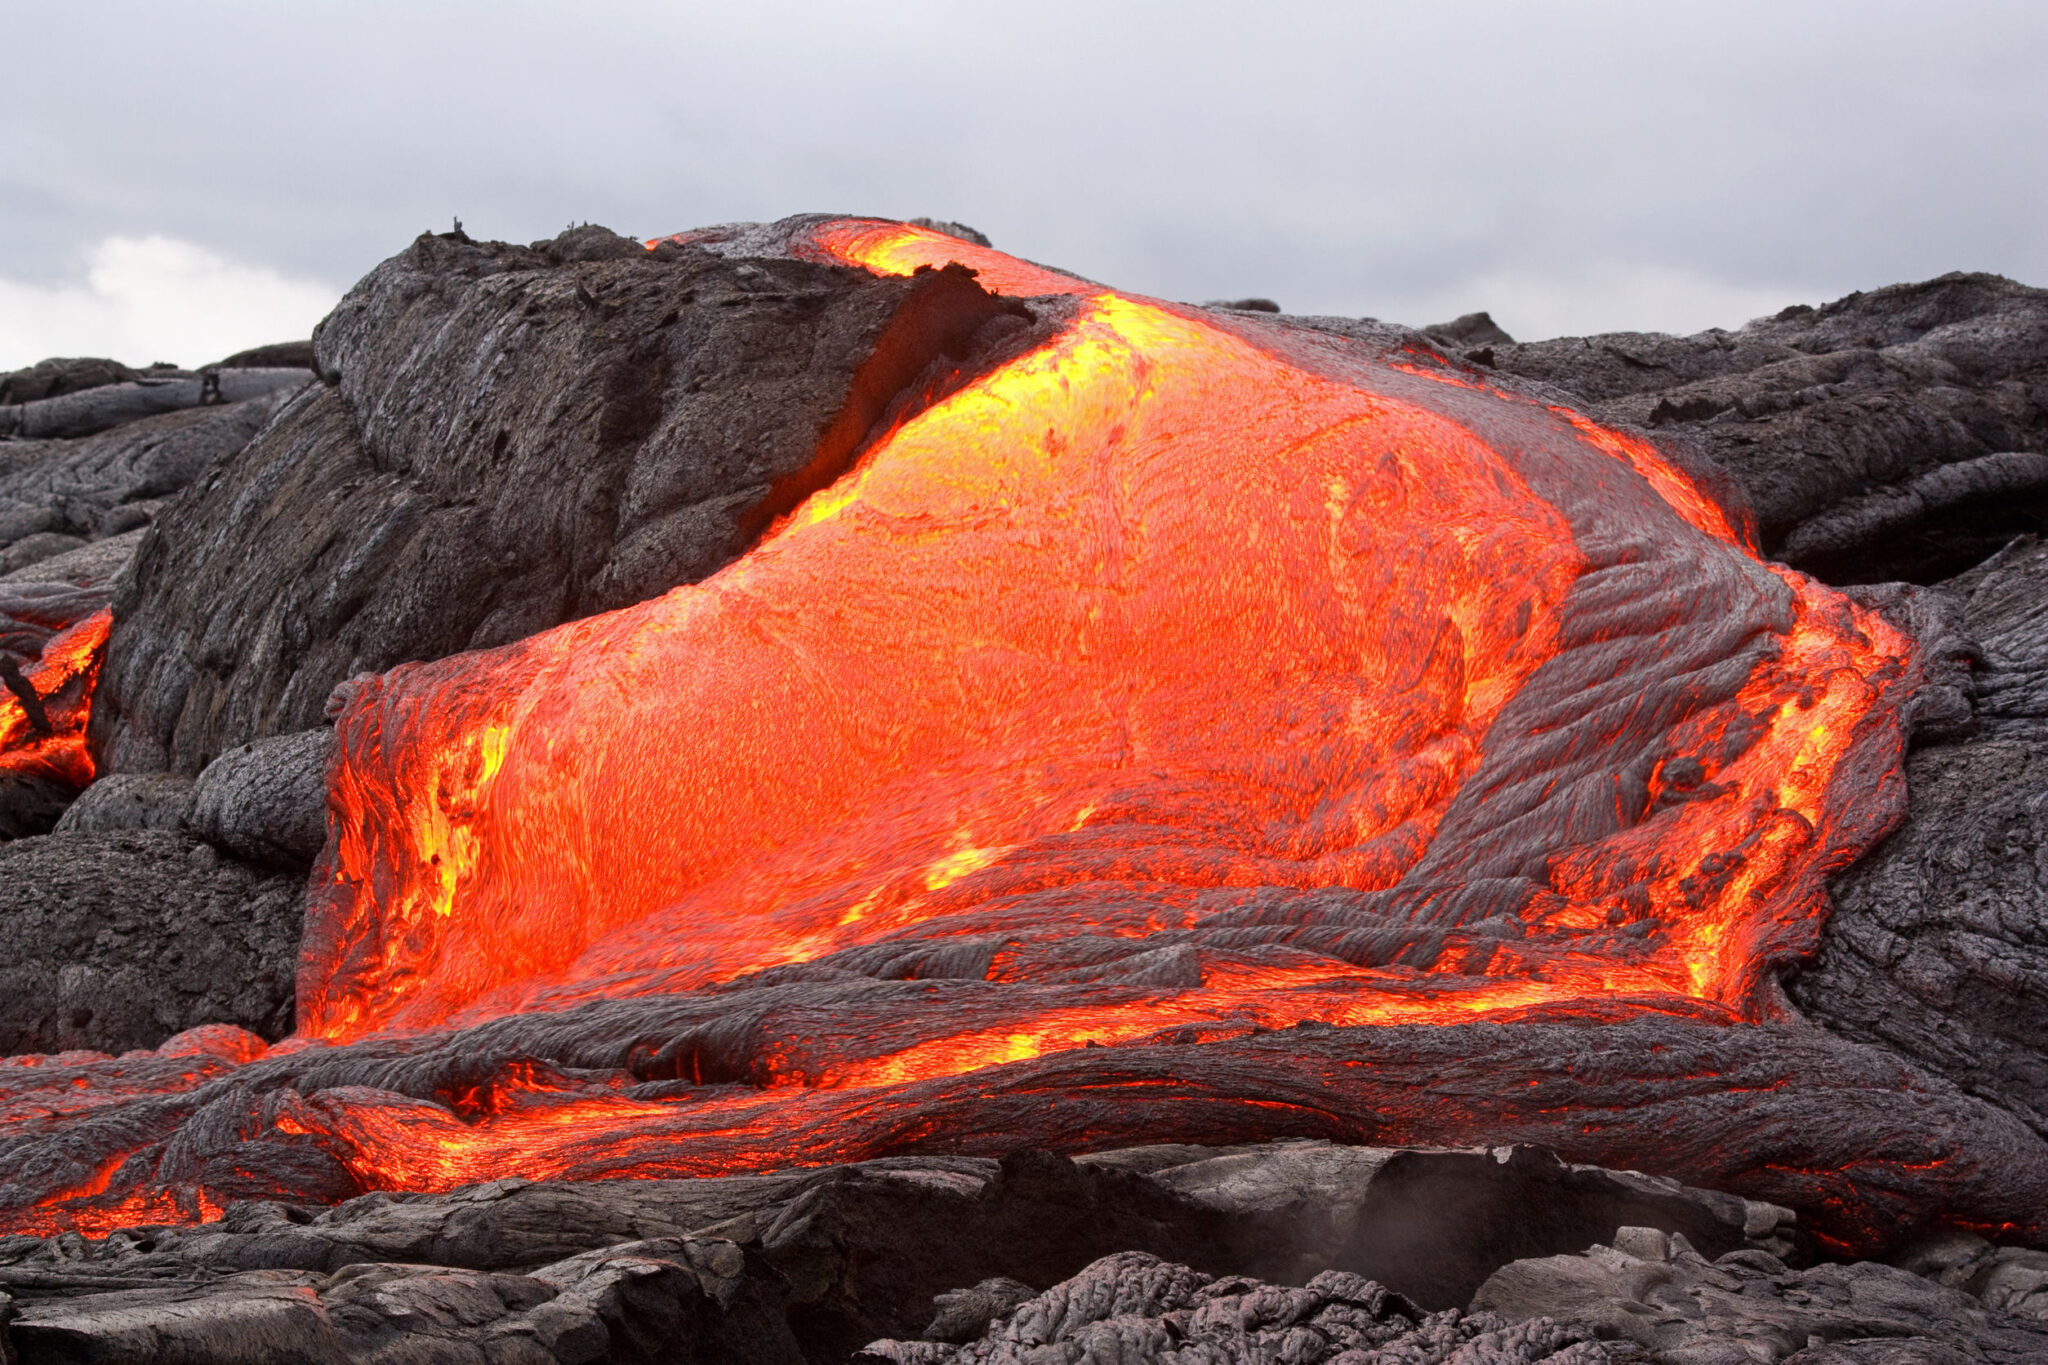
[0,222,1935,1240]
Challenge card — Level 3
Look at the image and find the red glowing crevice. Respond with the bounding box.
[0,606,113,792]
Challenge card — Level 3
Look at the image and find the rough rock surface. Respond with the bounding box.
[0,386,295,553]
[188,727,334,869]
[1896,1231,2048,1323]
[52,771,195,834]
[0,367,306,442]
[0,830,302,1052]
[211,339,317,372]
[0,382,297,685]
[1474,272,2048,584]
[92,224,1038,774]
[0,356,144,405]
[0,1144,1803,1365]
[1473,1228,2048,1362]
[1787,536,2048,1135]
[860,1251,1606,1365]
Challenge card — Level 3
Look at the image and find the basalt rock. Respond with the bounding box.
[0,385,297,681]
[188,728,334,871]
[0,1143,1797,1365]
[90,224,1039,775]
[1471,1229,2048,1362]
[859,1250,1607,1365]
[1478,272,2048,584]
[0,357,141,406]
[52,772,195,835]
[1787,536,2048,1136]
[0,368,307,443]
[209,340,317,372]
[0,830,302,1053]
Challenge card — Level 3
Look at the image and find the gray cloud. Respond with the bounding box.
[3,0,2043,353]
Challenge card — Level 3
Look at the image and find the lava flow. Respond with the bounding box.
[0,222,1930,1240]
[303,221,1910,1052]
[0,606,112,794]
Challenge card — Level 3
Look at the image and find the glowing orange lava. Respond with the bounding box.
[0,224,1927,1238]
[0,606,112,792]
[302,221,1910,1064]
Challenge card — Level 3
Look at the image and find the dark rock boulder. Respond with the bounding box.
[0,386,296,594]
[52,772,195,834]
[0,1142,1802,1365]
[188,728,333,870]
[0,357,140,405]
[0,830,302,1052]
[1472,1229,2048,1362]
[1788,536,2048,1136]
[1482,272,2048,583]
[861,1251,1601,1365]
[92,224,1038,775]
[1423,309,1515,349]
[210,340,316,371]
[0,368,308,442]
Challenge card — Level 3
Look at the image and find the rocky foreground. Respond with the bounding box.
[0,223,2042,1362]
[6,1141,2048,1363]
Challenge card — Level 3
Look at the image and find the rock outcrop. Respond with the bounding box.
[1471,273,2048,585]
[1786,536,2048,1135]
[0,1146,2039,1364]
[91,225,1037,774]
[0,830,302,1053]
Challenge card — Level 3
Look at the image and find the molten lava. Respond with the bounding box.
[0,606,112,793]
[0,222,1931,1241]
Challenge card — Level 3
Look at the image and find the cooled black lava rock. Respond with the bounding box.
[1473,1228,2048,1363]
[0,357,141,405]
[1479,272,2048,584]
[1788,535,2048,1137]
[91,224,1040,775]
[0,830,302,1052]
[0,1143,1803,1365]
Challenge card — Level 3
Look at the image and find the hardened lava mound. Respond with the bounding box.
[6,219,2040,1260]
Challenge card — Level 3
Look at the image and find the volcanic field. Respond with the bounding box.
[0,218,2043,1363]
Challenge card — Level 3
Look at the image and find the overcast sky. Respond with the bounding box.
[3,1,2043,368]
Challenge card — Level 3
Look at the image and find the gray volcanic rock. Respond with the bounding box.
[210,340,316,372]
[0,830,301,1052]
[0,357,142,405]
[0,386,294,689]
[52,771,195,834]
[0,368,307,442]
[0,389,295,543]
[860,1251,1606,1365]
[0,1144,1802,1365]
[91,224,1037,774]
[1788,536,2048,1135]
[0,527,147,588]
[1479,272,2048,583]
[1424,309,1515,348]
[189,728,334,870]
[1473,1229,2048,1362]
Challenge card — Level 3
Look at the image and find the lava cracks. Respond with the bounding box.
[0,223,1939,1242]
